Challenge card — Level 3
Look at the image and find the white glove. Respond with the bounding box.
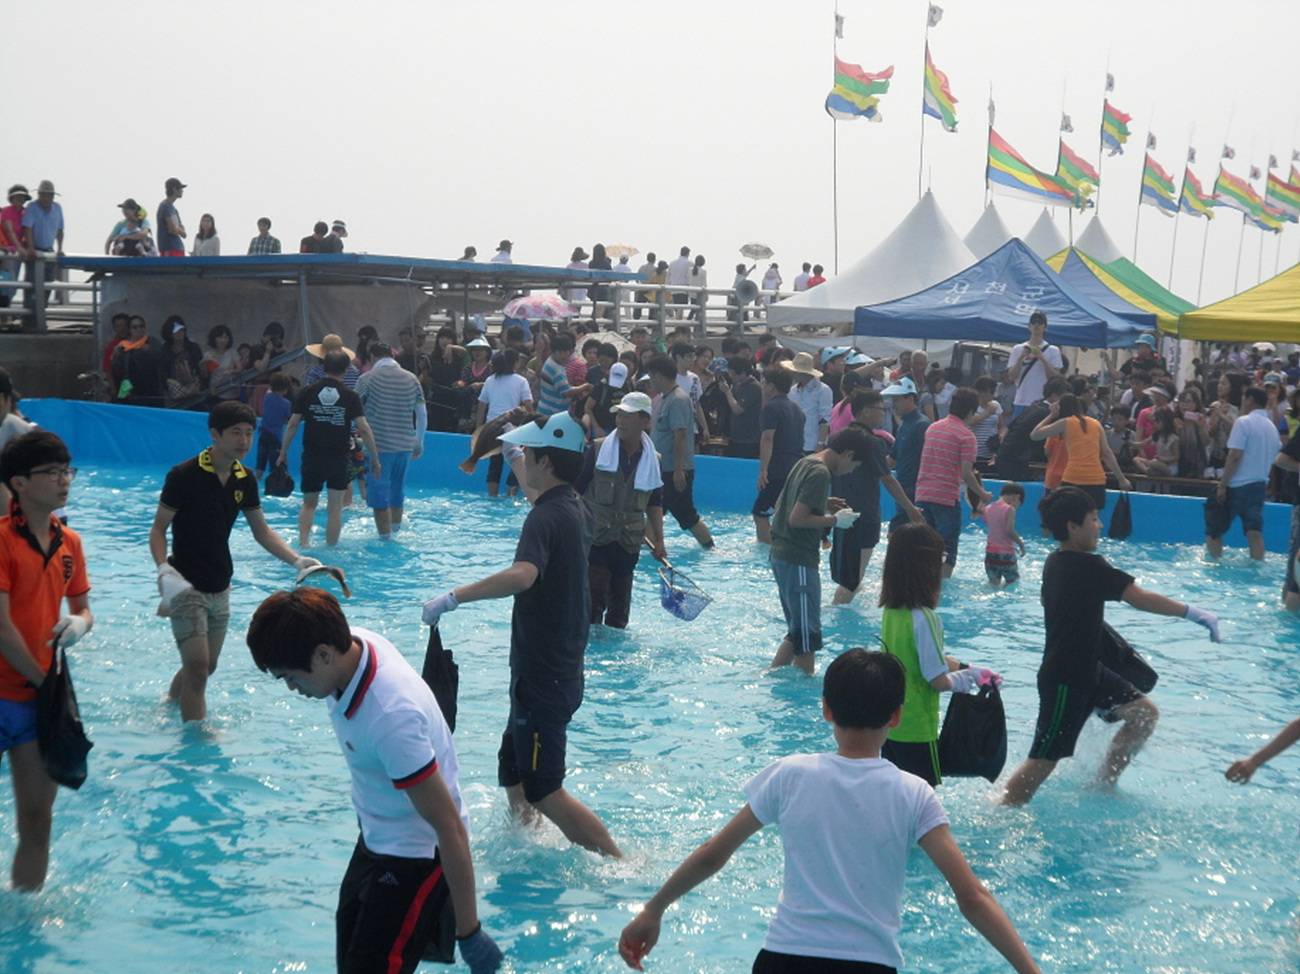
[157,562,193,618]
[293,556,323,573]
[948,668,979,693]
[832,508,861,529]
[48,615,90,649]
[422,590,459,627]
[1184,604,1221,643]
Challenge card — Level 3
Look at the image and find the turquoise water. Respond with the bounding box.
[1,468,1298,974]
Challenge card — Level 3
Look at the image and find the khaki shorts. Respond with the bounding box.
[169,587,231,645]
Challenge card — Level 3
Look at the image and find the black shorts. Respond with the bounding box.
[881,738,940,786]
[829,518,880,589]
[662,469,702,530]
[498,675,584,804]
[751,471,790,517]
[1029,664,1144,761]
[301,449,351,493]
[336,837,451,974]
[753,949,896,974]
[1062,482,1107,512]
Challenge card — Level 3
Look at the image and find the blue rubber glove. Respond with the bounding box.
[1184,603,1221,643]
[458,926,503,974]
[422,590,459,627]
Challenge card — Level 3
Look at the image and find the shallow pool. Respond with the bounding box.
[1,467,1298,974]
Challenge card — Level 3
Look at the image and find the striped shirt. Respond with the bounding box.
[914,414,976,506]
[356,358,424,452]
[538,357,571,416]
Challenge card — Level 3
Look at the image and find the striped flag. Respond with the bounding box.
[1291,165,1300,188]
[1266,172,1300,222]
[921,42,958,132]
[1179,168,1217,219]
[987,129,1075,207]
[1100,100,1131,155]
[825,57,893,121]
[1057,140,1100,208]
[1140,154,1178,216]
[1214,166,1265,217]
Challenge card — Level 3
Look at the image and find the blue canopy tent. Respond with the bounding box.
[853,238,1145,348]
[1054,250,1157,330]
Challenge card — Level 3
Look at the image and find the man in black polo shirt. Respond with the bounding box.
[421,411,622,857]
[276,351,380,548]
[149,401,322,722]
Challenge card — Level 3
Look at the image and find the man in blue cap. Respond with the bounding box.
[421,411,622,858]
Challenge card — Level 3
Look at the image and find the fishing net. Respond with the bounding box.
[658,565,713,622]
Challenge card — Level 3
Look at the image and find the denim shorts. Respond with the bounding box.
[1227,480,1266,534]
[368,451,410,510]
[169,586,231,645]
[0,696,38,751]
[919,501,962,566]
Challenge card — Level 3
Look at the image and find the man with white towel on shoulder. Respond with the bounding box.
[572,391,666,629]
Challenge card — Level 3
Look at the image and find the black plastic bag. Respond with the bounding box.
[1108,491,1132,540]
[421,625,459,734]
[1097,621,1158,693]
[937,684,1007,782]
[937,682,1007,782]
[36,647,93,790]
[1203,492,1231,539]
[264,462,295,498]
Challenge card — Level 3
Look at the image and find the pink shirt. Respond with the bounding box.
[982,500,1016,555]
[0,203,24,251]
[915,414,976,506]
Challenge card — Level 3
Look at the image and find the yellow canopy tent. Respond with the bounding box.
[1177,261,1300,342]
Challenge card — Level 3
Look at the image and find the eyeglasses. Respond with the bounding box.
[25,466,77,482]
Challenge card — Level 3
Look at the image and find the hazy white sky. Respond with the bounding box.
[9,0,1300,307]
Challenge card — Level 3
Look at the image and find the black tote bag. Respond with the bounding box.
[937,683,1007,783]
[1108,491,1133,540]
[35,647,93,790]
[420,625,459,734]
[264,462,295,498]
[1096,621,1158,693]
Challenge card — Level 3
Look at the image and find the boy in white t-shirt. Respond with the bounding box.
[618,649,1041,974]
[247,588,501,974]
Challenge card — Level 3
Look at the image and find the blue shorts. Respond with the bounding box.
[770,554,822,655]
[919,501,962,566]
[985,550,1020,584]
[498,676,584,804]
[368,451,410,510]
[1227,480,1266,534]
[0,697,38,751]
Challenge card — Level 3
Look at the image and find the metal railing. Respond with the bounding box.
[0,255,96,331]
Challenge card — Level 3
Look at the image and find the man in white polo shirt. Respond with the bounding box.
[1006,312,1063,419]
[247,588,501,974]
[1207,385,1276,561]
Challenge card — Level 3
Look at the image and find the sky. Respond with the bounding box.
[9,0,1300,309]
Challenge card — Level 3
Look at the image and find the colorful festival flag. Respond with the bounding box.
[825,57,893,121]
[921,42,958,132]
[987,130,1075,207]
[1100,100,1131,155]
[1179,168,1217,219]
[1214,166,1266,217]
[1265,173,1300,222]
[1291,165,1300,188]
[1057,140,1100,208]
[1140,154,1178,216]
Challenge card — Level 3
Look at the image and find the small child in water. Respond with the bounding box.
[982,482,1026,585]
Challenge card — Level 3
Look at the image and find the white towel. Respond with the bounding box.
[595,432,663,492]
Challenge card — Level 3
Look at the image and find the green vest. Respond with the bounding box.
[880,606,943,743]
[587,438,653,553]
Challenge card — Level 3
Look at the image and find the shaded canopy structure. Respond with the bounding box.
[1050,250,1157,329]
[964,203,1015,259]
[1023,209,1068,259]
[1046,247,1194,334]
[767,191,975,331]
[854,238,1145,348]
[1178,261,1300,342]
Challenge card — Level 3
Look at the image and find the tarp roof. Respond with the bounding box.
[1074,217,1125,262]
[1045,247,1194,334]
[767,191,975,329]
[60,252,642,289]
[1050,250,1157,329]
[1178,261,1300,341]
[854,238,1145,348]
[964,203,1015,259]
[1023,209,1069,259]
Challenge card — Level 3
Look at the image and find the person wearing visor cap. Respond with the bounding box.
[421,410,623,858]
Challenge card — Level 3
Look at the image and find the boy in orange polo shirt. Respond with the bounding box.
[0,430,92,890]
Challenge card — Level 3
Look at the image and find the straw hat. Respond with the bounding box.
[779,351,822,378]
[305,333,356,360]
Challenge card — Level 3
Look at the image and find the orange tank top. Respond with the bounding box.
[1062,415,1106,486]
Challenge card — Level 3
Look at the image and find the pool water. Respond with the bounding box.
[1,468,1298,974]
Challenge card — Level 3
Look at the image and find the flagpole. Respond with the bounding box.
[832,6,840,275]
[917,34,929,201]
[1096,59,1111,216]
[1196,219,1210,305]
[1234,212,1246,294]
[1168,187,1182,290]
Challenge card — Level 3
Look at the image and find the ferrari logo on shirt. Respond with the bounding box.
[234,491,243,504]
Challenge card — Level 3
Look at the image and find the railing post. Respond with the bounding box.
[32,257,46,333]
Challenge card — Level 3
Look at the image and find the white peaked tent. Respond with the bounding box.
[964,203,1015,259]
[1023,208,1069,258]
[1074,216,1126,262]
[767,191,976,331]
